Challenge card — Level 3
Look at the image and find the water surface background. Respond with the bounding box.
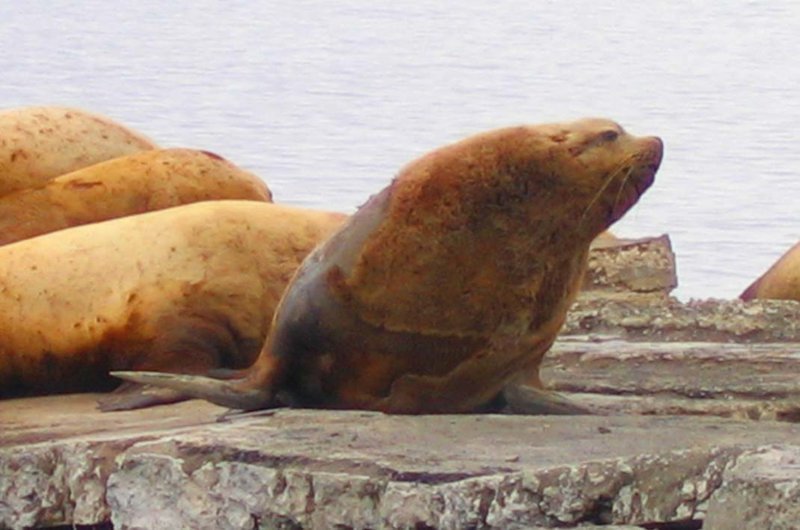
[1,1,798,300]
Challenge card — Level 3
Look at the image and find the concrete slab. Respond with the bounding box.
[2,396,800,529]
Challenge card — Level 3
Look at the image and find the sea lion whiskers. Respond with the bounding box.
[577,156,634,229]
[609,163,637,219]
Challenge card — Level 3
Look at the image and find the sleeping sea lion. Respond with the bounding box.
[0,201,346,409]
[0,106,156,196]
[0,148,272,245]
[740,241,800,302]
[115,118,663,415]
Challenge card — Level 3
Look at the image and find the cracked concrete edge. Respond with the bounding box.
[0,433,170,529]
[541,340,800,418]
[564,295,800,342]
[104,443,743,529]
[569,232,800,343]
[0,441,112,529]
[552,392,800,423]
[704,444,800,530]
[584,234,677,295]
[0,434,762,530]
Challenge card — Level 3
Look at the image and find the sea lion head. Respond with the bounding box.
[391,118,661,245]
[540,118,662,234]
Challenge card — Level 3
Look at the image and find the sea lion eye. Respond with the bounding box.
[599,129,619,143]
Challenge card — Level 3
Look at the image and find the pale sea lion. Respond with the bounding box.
[0,106,157,196]
[0,148,272,245]
[0,201,346,409]
[116,118,663,414]
[740,241,800,302]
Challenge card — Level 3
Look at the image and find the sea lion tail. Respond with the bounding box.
[110,371,271,411]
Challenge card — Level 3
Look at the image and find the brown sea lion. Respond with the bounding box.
[740,241,800,302]
[0,106,157,196]
[0,148,272,245]
[115,118,663,414]
[0,201,346,409]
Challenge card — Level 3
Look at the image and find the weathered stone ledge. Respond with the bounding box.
[2,397,800,530]
[585,234,677,296]
[565,296,800,342]
[577,233,800,342]
[2,234,799,529]
[543,337,800,422]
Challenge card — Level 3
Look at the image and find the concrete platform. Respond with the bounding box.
[2,237,799,529]
[2,393,800,530]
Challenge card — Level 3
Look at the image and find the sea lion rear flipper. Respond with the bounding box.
[501,383,595,415]
[96,381,190,411]
[110,370,274,411]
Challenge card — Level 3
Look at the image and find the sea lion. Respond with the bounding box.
[0,106,156,196]
[115,118,663,414]
[0,148,272,245]
[740,241,800,302]
[0,201,346,409]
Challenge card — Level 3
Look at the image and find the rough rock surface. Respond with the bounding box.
[542,337,800,421]
[2,397,800,530]
[576,233,800,342]
[2,234,799,529]
[704,445,800,530]
[565,295,800,343]
[584,234,677,296]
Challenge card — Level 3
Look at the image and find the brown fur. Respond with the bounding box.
[740,241,800,302]
[0,201,346,404]
[0,148,272,245]
[0,106,156,196]
[118,118,663,414]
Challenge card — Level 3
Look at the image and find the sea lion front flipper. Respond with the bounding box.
[96,381,190,411]
[501,383,595,415]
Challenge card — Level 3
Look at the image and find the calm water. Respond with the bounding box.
[1,1,798,300]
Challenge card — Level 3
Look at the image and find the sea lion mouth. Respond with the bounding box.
[639,136,664,188]
[606,136,663,224]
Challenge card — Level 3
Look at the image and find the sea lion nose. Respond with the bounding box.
[651,136,663,150]
[644,136,664,166]
[651,136,664,150]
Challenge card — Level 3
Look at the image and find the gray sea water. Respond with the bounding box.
[1,1,798,300]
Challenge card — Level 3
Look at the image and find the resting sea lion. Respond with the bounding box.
[116,118,663,414]
[740,241,800,302]
[0,148,272,245]
[0,201,346,409]
[0,106,156,196]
